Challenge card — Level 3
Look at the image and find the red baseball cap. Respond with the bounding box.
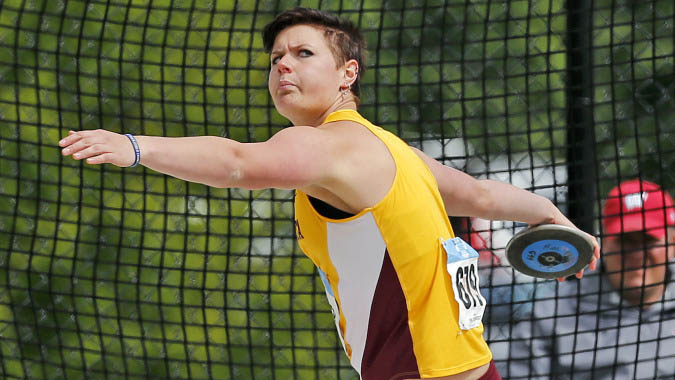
[602,179,675,239]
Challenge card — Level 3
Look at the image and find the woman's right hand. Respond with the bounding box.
[59,129,138,167]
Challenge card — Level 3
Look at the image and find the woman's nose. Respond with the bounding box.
[276,56,292,73]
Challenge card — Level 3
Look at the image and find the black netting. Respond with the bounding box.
[1,0,673,379]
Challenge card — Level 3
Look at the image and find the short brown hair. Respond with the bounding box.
[262,7,367,100]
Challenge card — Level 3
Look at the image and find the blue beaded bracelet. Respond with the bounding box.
[124,133,141,167]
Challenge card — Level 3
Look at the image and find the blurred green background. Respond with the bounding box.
[0,0,673,379]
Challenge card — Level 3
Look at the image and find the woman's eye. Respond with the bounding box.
[299,49,313,57]
[271,56,280,64]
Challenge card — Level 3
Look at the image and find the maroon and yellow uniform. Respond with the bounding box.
[294,110,492,380]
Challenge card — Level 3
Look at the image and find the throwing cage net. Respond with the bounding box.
[0,0,673,379]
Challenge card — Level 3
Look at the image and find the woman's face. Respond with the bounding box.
[268,24,345,125]
[602,231,674,306]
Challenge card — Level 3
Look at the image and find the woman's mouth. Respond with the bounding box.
[279,80,296,90]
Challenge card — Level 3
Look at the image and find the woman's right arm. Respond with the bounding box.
[59,127,335,190]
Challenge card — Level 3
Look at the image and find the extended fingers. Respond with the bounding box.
[59,130,84,150]
[568,240,600,281]
[59,130,103,154]
[588,236,600,271]
[61,138,94,157]
[60,129,135,167]
[70,143,109,161]
[59,130,106,161]
[589,245,600,271]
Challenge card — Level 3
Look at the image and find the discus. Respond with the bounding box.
[505,224,594,279]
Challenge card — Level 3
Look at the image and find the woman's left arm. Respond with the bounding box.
[411,146,599,277]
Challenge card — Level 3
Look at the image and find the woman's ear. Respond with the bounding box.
[343,59,359,88]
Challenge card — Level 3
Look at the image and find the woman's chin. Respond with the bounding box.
[274,99,300,117]
[276,104,315,125]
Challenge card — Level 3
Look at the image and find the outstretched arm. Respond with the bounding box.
[59,127,334,190]
[411,147,599,278]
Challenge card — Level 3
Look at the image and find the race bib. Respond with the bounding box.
[442,237,486,330]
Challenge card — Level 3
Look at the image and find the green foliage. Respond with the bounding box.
[592,0,675,195]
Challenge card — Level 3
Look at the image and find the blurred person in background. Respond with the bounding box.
[506,179,675,379]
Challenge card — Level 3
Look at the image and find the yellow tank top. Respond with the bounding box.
[294,109,492,379]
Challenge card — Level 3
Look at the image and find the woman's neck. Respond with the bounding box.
[290,99,358,127]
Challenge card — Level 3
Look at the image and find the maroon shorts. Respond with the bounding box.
[479,360,501,380]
